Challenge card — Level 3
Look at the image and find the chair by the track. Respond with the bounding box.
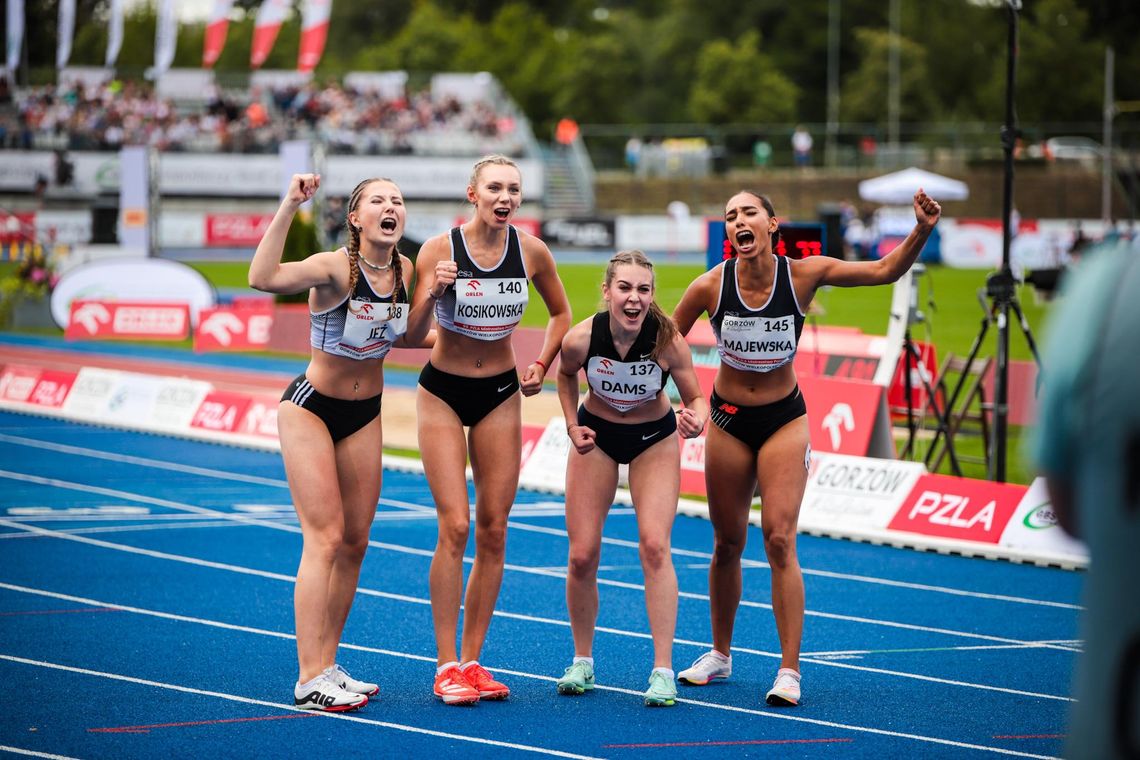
[924,353,993,473]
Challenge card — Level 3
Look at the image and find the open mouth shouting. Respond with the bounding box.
[735,228,757,254]
[493,207,512,222]
[379,216,399,234]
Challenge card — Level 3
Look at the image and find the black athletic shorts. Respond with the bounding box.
[281,375,382,443]
[418,361,519,427]
[708,386,807,453]
[577,405,677,465]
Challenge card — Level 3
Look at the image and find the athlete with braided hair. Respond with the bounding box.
[554,250,708,707]
[250,173,432,711]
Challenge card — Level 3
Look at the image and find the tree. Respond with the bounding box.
[840,27,938,126]
[688,30,798,125]
[1016,0,1102,125]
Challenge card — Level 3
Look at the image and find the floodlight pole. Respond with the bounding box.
[987,0,1021,483]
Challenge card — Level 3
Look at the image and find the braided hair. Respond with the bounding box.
[346,177,405,298]
[603,250,678,361]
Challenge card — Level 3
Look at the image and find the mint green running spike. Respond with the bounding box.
[643,670,677,707]
[556,660,595,695]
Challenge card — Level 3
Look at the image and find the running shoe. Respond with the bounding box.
[433,665,480,706]
[326,664,379,697]
[556,661,595,695]
[643,670,678,707]
[461,661,510,700]
[677,650,732,685]
[294,673,368,712]
[765,668,801,707]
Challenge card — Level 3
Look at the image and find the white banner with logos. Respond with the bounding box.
[800,452,928,533]
[998,477,1088,564]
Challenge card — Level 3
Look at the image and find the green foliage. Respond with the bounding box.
[688,31,798,125]
[840,28,940,124]
[1017,0,1103,124]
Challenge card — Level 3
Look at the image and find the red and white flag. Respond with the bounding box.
[202,0,234,68]
[250,0,290,69]
[297,0,332,72]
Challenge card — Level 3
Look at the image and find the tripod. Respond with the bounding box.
[896,265,961,474]
[976,1,1044,482]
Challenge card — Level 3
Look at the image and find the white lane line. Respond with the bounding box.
[0,654,601,759]
[805,641,1084,658]
[0,746,80,760]
[0,524,1076,703]
[1,433,1080,611]
[0,473,1080,654]
[0,591,1063,759]
[0,521,265,538]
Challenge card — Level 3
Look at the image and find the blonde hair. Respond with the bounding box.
[345,177,403,295]
[604,249,677,360]
[469,154,521,192]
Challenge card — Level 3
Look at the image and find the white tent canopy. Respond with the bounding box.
[858,167,969,205]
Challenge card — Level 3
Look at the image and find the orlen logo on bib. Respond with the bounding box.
[597,358,614,375]
[466,280,483,296]
[887,474,1026,544]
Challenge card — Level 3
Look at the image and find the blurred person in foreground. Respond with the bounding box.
[1028,237,1140,759]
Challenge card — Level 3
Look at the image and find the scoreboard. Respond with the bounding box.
[705,220,827,270]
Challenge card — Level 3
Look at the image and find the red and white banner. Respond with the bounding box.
[886,339,938,418]
[251,0,290,69]
[191,390,254,433]
[297,0,332,72]
[65,301,190,341]
[205,213,274,246]
[202,0,235,67]
[193,306,274,352]
[887,474,1028,545]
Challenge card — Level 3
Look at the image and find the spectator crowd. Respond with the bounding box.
[1,79,524,158]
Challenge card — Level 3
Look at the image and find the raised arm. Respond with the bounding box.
[664,333,709,439]
[248,174,339,295]
[797,190,942,292]
[557,320,595,454]
[522,236,572,397]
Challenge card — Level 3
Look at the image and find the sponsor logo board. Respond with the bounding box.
[888,474,1028,544]
[800,452,927,532]
[997,477,1088,561]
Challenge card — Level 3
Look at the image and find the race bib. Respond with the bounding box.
[337,300,407,358]
[719,314,796,372]
[587,356,662,412]
[453,277,528,341]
